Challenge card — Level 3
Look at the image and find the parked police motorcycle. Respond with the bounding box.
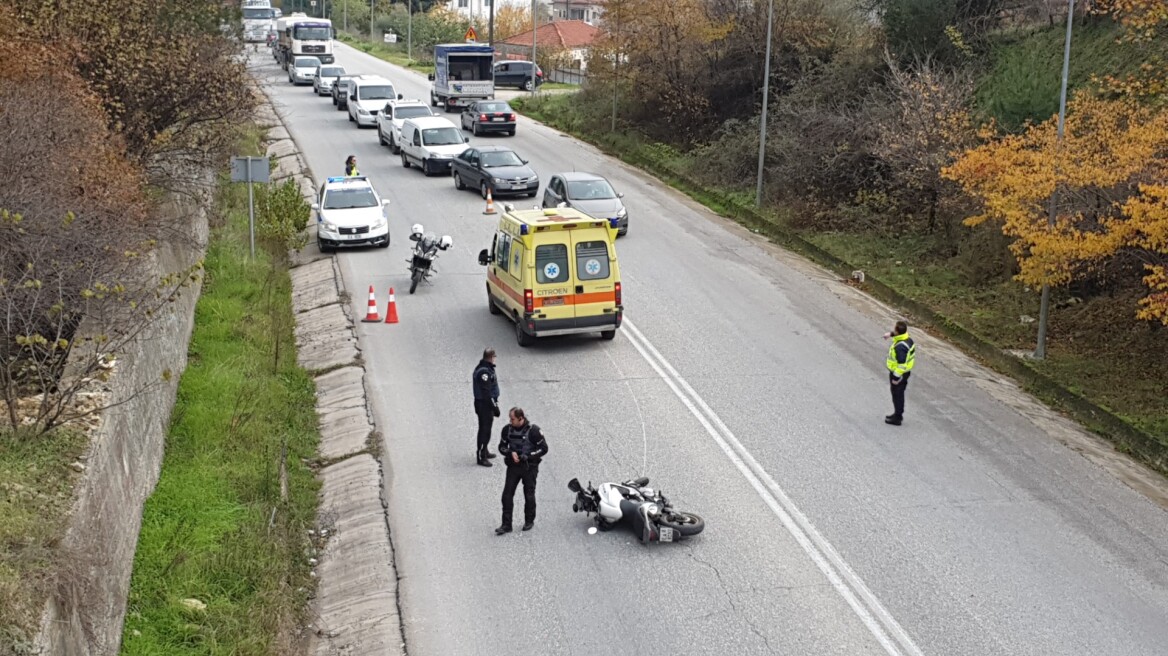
[568,476,704,544]
[407,223,453,294]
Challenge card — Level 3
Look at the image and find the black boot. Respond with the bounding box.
[522,521,534,531]
[481,450,497,459]
[884,415,902,425]
[477,456,493,467]
[495,524,512,535]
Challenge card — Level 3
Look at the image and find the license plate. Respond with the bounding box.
[492,117,505,122]
[542,297,564,306]
[658,527,674,542]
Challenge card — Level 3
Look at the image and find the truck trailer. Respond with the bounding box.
[428,43,495,112]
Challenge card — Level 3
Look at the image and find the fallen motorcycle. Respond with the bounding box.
[568,476,704,544]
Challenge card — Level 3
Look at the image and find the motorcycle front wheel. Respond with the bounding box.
[409,269,422,294]
[659,511,704,537]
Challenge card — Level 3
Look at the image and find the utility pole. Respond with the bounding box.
[370,0,375,43]
[1034,0,1075,360]
[610,1,619,133]
[531,0,538,95]
[344,0,348,32]
[408,0,413,61]
[489,0,495,50]
[754,0,775,208]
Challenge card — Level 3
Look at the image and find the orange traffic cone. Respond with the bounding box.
[483,188,496,215]
[384,287,399,324]
[361,285,381,322]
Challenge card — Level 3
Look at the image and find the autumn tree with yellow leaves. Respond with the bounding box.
[943,1,1168,325]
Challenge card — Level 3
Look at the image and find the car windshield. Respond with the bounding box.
[359,85,395,100]
[295,58,320,68]
[566,179,617,200]
[476,102,511,113]
[323,187,378,209]
[294,26,331,40]
[480,151,524,168]
[319,66,344,77]
[395,106,431,119]
[422,127,463,146]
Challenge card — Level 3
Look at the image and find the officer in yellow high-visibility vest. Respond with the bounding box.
[883,320,916,425]
[344,155,359,177]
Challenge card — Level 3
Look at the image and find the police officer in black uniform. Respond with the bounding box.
[472,348,501,466]
[495,407,548,534]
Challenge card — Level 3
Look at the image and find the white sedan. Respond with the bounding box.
[313,176,391,252]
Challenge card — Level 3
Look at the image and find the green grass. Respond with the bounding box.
[0,427,89,654]
[510,90,1168,458]
[119,137,322,654]
[976,19,1168,130]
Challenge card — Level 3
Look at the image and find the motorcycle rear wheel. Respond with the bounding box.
[659,511,704,537]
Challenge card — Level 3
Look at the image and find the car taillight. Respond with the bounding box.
[615,282,622,306]
[480,114,488,121]
[509,113,516,121]
[524,289,533,314]
[537,70,544,78]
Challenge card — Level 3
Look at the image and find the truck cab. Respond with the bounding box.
[276,14,334,68]
[428,43,495,113]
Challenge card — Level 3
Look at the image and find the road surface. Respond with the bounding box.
[254,46,1168,656]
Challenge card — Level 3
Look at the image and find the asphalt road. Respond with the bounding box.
[254,45,1168,656]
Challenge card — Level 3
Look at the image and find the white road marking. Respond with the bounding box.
[621,318,925,656]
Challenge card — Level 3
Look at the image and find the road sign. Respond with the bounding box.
[310,0,316,5]
[230,156,271,259]
[384,33,398,43]
[464,26,478,42]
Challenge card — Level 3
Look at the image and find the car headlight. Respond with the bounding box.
[616,208,627,218]
[372,217,386,229]
[358,108,369,115]
[322,222,337,232]
[493,177,506,184]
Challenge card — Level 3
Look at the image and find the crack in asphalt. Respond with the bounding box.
[686,547,777,655]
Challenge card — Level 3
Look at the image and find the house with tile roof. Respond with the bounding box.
[496,19,599,82]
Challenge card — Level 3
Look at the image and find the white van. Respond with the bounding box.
[399,116,470,176]
[347,76,400,128]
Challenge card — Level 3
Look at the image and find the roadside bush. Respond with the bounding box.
[374,5,472,60]
[257,179,312,256]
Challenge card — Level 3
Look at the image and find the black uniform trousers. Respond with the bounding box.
[501,461,538,527]
[890,371,911,420]
[474,400,495,456]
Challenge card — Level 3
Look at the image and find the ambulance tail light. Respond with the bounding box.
[524,289,533,314]
[614,282,622,306]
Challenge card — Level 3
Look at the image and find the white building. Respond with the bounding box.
[550,0,604,25]
[445,0,538,22]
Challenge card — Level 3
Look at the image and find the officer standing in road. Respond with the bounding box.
[883,320,916,425]
[472,348,501,466]
[495,407,548,535]
[344,155,359,176]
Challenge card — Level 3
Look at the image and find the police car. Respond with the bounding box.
[312,176,391,252]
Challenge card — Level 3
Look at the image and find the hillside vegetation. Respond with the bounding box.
[507,0,1168,447]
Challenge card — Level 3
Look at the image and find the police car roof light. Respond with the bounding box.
[327,175,367,183]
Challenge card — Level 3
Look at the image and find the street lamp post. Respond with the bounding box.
[531,0,538,96]
[1034,0,1075,360]
[754,0,775,208]
[489,0,495,50]
[408,0,413,61]
[370,0,375,44]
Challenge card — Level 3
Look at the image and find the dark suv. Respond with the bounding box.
[493,61,544,91]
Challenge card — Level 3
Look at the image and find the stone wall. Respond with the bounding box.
[31,183,211,655]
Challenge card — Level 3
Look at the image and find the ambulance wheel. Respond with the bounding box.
[515,318,535,347]
[600,330,616,341]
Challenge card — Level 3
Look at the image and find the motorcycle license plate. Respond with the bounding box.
[658,527,674,542]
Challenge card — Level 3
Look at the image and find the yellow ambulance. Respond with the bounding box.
[477,206,623,346]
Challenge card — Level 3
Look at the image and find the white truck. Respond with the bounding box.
[276,13,335,69]
[241,0,274,43]
[428,43,495,112]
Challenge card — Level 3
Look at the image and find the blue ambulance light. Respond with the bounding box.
[520,223,529,235]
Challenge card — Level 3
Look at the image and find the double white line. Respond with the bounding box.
[621,319,925,656]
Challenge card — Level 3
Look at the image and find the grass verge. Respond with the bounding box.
[512,91,1168,473]
[119,127,322,654]
[0,427,89,654]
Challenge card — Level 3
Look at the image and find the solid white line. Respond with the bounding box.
[621,319,924,656]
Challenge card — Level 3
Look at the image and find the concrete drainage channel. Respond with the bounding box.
[254,78,407,655]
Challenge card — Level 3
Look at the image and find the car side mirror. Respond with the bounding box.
[428,73,435,81]
[521,158,528,164]
[478,248,490,265]
[381,199,391,206]
[618,193,625,198]
[397,93,403,99]
[463,135,469,143]
[311,203,320,211]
